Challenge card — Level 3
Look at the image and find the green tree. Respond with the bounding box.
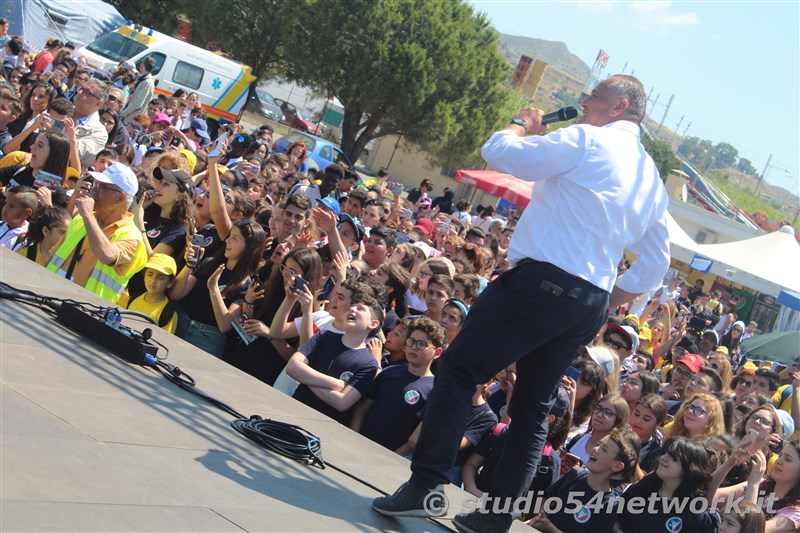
[642,133,681,179]
[279,0,516,164]
[189,0,289,79]
[106,0,189,35]
[738,157,756,176]
[712,141,738,170]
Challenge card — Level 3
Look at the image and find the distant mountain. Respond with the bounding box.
[496,33,590,82]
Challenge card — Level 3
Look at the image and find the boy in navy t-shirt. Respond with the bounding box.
[287,296,384,425]
[351,317,444,452]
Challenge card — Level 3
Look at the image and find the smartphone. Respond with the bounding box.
[242,162,258,175]
[170,136,182,147]
[51,119,65,134]
[191,233,205,247]
[292,276,310,293]
[395,231,411,244]
[207,133,228,158]
[317,276,335,301]
[565,366,581,381]
[400,208,413,219]
[231,313,257,345]
[769,438,787,454]
[249,272,262,289]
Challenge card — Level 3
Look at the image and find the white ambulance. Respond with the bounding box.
[77,23,257,123]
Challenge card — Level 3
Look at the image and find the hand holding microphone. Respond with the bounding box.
[512,106,578,135]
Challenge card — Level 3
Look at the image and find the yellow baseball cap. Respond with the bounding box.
[144,252,177,277]
[179,149,197,173]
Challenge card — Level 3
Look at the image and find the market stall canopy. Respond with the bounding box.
[741,330,800,364]
[455,170,532,208]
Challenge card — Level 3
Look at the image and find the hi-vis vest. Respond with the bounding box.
[47,214,147,303]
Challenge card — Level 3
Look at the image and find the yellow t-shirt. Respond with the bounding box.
[126,294,178,334]
[17,243,48,266]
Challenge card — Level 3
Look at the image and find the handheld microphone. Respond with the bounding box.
[541,106,578,125]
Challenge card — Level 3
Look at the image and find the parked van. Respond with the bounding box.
[76,23,256,123]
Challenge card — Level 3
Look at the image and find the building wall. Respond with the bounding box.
[364,134,503,208]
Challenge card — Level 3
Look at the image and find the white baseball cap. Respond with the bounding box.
[89,162,138,198]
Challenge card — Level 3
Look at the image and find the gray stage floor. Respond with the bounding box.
[0,249,530,532]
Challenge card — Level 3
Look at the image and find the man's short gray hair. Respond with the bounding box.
[86,79,109,102]
[608,75,646,124]
[123,192,135,209]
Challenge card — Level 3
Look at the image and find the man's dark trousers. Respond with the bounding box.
[409,259,608,500]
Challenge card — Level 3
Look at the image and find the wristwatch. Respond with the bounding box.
[511,116,528,131]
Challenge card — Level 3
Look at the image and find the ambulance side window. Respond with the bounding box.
[172,61,204,90]
[143,53,166,75]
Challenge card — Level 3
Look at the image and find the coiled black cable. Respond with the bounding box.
[232,417,325,469]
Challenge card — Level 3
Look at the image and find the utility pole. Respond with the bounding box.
[670,115,685,146]
[754,154,772,196]
[649,94,660,121]
[620,62,628,74]
[646,86,654,106]
[656,94,674,138]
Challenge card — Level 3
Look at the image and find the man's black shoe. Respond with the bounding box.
[453,509,513,533]
[371,482,448,517]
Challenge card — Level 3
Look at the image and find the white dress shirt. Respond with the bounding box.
[481,120,670,294]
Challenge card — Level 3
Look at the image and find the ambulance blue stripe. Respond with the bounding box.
[227,87,249,112]
[212,69,243,107]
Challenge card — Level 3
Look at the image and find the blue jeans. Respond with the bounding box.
[176,315,226,359]
[409,260,608,500]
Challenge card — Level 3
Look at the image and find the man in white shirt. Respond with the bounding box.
[372,75,671,532]
[74,79,109,170]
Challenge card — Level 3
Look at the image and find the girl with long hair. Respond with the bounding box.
[665,392,726,441]
[616,437,719,531]
[370,261,410,321]
[620,370,661,413]
[405,257,451,313]
[15,206,71,266]
[171,220,265,358]
[563,393,629,466]
[0,131,70,207]
[720,320,746,363]
[8,81,55,136]
[567,358,608,439]
[224,247,323,385]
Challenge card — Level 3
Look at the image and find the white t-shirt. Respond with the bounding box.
[0,221,29,250]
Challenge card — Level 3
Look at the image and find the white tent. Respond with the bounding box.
[688,226,800,296]
[3,0,124,51]
[665,219,800,296]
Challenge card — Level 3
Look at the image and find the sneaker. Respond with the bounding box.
[453,509,513,533]
[371,482,448,518]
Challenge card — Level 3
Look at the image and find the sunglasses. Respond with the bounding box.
[405,338,433,350]
[107,95,120,103]
[604,338,631,352]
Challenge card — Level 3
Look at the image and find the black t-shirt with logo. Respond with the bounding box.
[292,331,378,426]
[360,363,434,451]
[126,212,188,299]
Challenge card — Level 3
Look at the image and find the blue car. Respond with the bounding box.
[273,131,353,171]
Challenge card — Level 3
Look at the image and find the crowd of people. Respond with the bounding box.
[0,27,797,533]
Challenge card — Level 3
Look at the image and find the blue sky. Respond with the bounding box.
[470,0,799,195]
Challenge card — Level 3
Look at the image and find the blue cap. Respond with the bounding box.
[317,196,340,216]
[337,213,364,241]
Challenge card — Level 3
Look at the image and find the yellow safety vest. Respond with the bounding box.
[47,214,146,304]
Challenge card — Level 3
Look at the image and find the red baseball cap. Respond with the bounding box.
[412,218,434,238]
[676,353,705,374]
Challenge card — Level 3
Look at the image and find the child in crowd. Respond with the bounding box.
[438,298,468,344]
[286,296,384,425]
[418,273,454,322]
[528,428,641,533]
[351,317,443,452]
[380,318,410,368]
[124,253,179,334]
[15,205,70,265]
[0,185,37,250]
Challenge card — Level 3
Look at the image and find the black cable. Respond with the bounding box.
[2,282,455,527]
[231,417,325,469]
